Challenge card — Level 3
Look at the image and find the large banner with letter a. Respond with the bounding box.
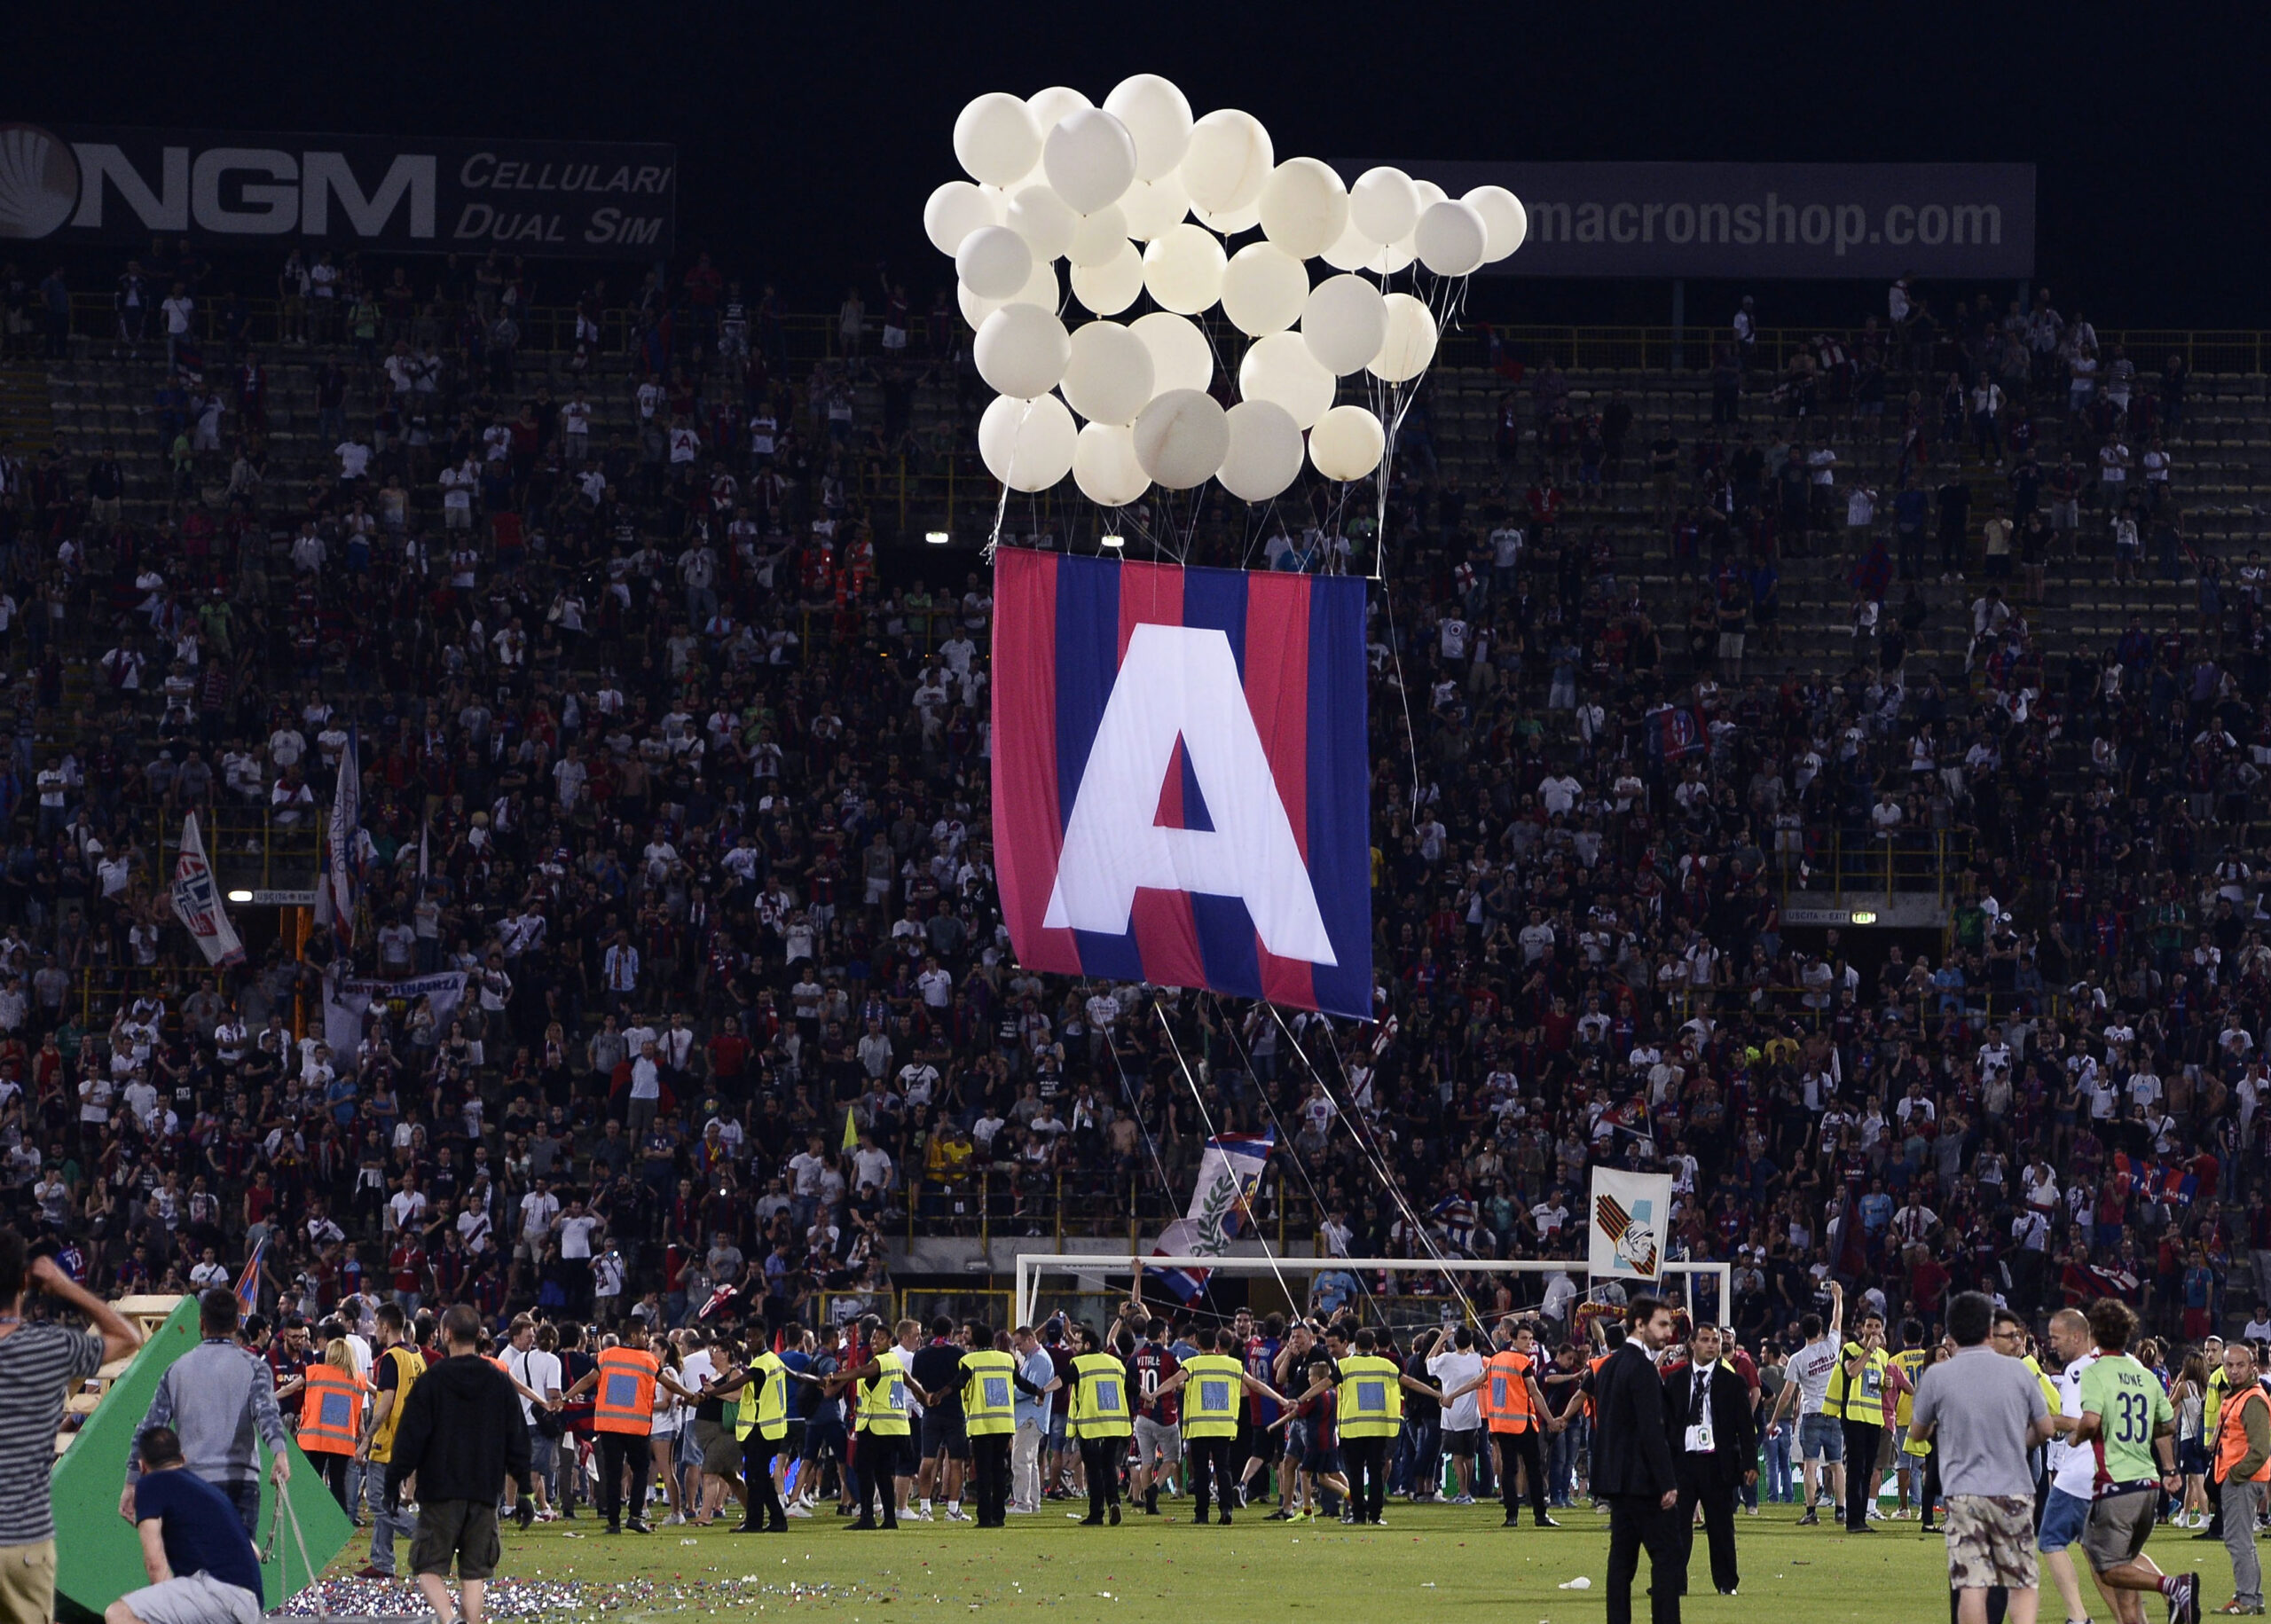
[992,550,1371,1019]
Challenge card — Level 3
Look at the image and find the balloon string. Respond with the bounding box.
[1262,1000,1485,1327]
[1154,1001,1301,1314]
[983,396,1041,561]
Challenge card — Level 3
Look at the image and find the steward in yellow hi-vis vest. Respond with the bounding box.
[908,1323,1025,1528]
[712,1336,801,1533]
[1321,1325,1452,1526]
[1154,1324,1289,1526]
[826,1320,923,1530]
[1057,1325,1131,1526]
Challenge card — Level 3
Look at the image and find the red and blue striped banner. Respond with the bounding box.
[991,549,1371,1020]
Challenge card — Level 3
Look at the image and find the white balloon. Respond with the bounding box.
[1132,388,1229,490]
[1308,404,1385,481]
[1414,199,1489,277]
[1191,197,1261,235]
[1367,293,1438,383]
[1073,420,1149,506]
[1043,107,1138,215]
[1019,259,1061,310]
[1141,224,1227,315]
[1219,242,1308,336]
[1180,109,1274,213]
[1238,331,1337,431]
[1392,180,1445,265]
[1256,158,1349,260]
[1216,399,1304,502]
[1025,85,1093,134]
[1321,216,1390,273]
[1103,74,1193,182]
[1348,166,1420,245]
[923,180,1002,257]
[1069,241,1143,316]
[955,225,1033,301]
[1301,273,1388,375]
[1005,184,1078,261]
[1058,321,1155,427]
[974,302,1072,398]
[1129,310,1213,395]
[956,279,996,330]
[1117,170,1190,242]
[955,93,1043,188]
[1065,203,1129,268]
[1462,184,1528,262]
[962,259,1060,328]
[979,393,1078,492]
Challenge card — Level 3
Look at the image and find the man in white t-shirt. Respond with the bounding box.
[2035,1307,2099,1624]
[1489,523,1522,589]
[439,458,477,529]
[554,1197,599,1315]
[1764,1280,1844,1524]
[161,283,194,368]
[518,1181,561,1258]
[561,396,592,465]
[502,1315,564,1520]
[1426,1324,1487,1502]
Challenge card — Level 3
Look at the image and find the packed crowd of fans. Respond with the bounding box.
[0,242,2259,1377]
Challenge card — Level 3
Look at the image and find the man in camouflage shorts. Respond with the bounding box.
[1909,1292,2054,1624]
[1944,1494,2038,1593]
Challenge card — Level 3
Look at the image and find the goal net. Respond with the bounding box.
[1012,1251,1732,1341]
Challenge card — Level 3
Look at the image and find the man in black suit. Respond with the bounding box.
[1591,1296,1686,1624]
[1670,1323,1758,1597]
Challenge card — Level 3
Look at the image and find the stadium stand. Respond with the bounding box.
[0,244,2265,1402]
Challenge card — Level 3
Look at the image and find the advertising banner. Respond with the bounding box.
[0,122,675,256]
[1382,161,2035,279]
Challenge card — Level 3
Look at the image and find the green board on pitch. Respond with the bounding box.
[48,1297,355,1620]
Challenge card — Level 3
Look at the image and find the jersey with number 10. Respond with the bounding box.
[2077,1352,2172,1491]
[1133,1345,1180,1425]
[1243,1336,1283,1425]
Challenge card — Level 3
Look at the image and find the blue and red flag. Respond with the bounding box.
[234,1232,267,1315]
[1145,1129,1277,1301]
[992,549,1371,1019]
[1646,702,1707,764]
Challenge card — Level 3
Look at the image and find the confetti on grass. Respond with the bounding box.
[273,1574,908,1617]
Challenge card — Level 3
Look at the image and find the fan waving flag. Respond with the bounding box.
[315,727,363,949]
[234,1232,267,1314]
[1146,1130,1276,1301]
[991,550,1371,1018]
[169,812,244,968]
[1645,702,1707,765]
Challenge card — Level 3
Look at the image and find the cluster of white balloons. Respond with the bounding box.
[924,75,1526,506]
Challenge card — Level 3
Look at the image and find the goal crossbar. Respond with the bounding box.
[1012,1252,1731,1330]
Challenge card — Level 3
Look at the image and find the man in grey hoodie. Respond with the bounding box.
[123,1290,291,1537]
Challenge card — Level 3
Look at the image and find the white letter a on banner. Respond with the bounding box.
[1044,624,1336,964]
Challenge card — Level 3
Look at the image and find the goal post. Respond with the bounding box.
[1011,1252,1733,1335]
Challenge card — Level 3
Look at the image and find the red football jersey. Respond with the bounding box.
[1133,1344,1181,1425]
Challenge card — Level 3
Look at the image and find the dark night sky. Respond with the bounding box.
[4,4,2262,327]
